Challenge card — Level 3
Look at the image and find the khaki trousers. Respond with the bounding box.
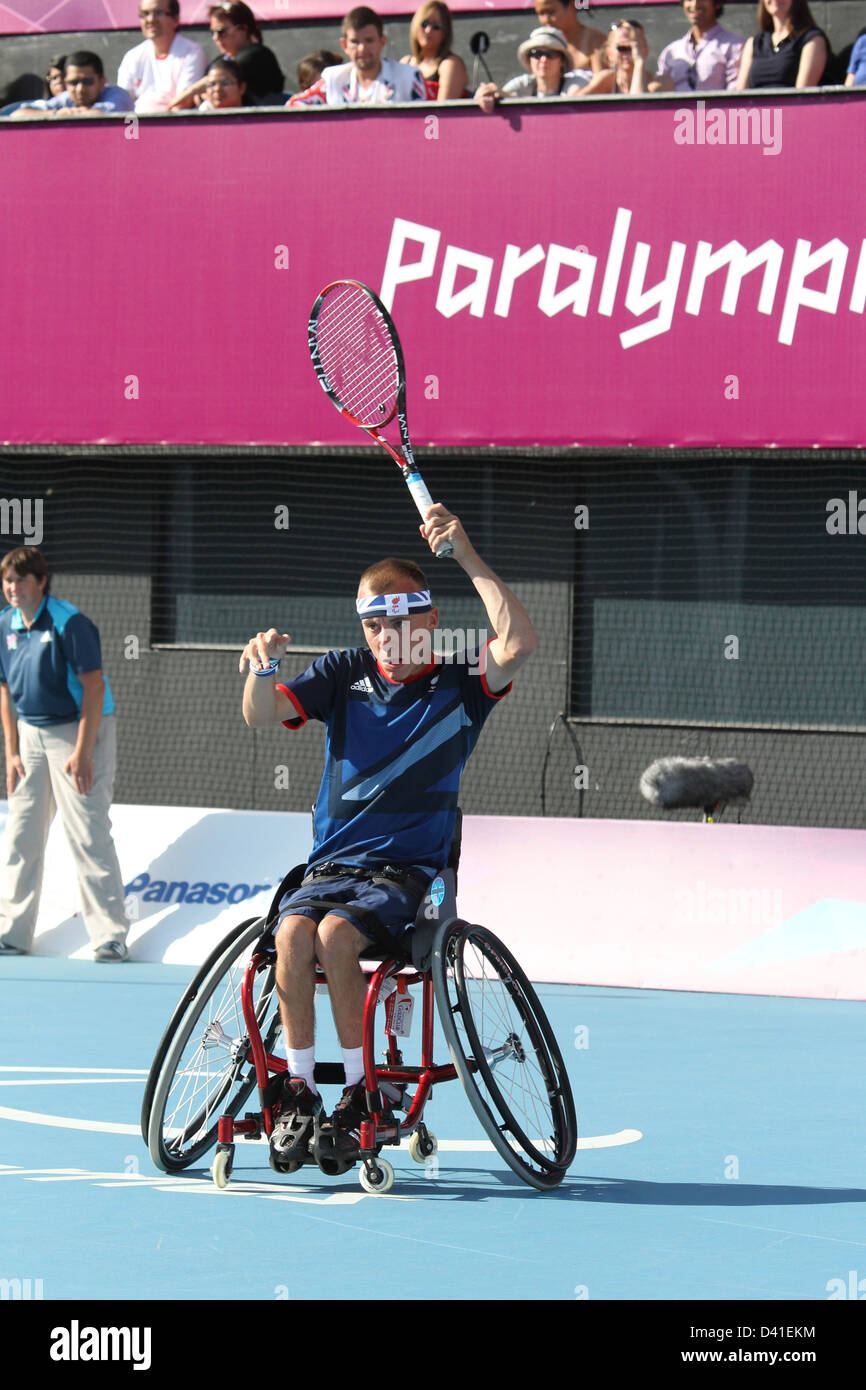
[0,715,128,952]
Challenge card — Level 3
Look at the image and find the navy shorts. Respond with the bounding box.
[276,874,422,944]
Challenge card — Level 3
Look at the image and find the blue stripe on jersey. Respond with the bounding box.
[281,646,506,872]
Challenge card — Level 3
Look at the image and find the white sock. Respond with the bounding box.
[341,1046,365,1088]
[285,1041,317,1095]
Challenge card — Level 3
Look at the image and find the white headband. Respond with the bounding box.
[356,590,432,618]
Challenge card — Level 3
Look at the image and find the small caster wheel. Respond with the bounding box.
[359,1157,395,1195]
[408,1129,438,1163]
[212,1145,234,1189]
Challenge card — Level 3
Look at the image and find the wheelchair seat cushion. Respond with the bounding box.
[275,872,422,947]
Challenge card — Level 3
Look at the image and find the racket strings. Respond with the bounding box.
[315,285,399,427]
[319,300,396,421]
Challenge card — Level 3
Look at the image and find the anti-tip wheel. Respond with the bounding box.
[212,1147,233,1189]
[408,1130,438,1163]
[359,1157,395,1195]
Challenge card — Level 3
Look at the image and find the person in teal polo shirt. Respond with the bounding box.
[0,547,129,961]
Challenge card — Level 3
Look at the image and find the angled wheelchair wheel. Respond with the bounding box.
[141,915,261,1143]
[432,920,577,1191]
[145,917,280,1172]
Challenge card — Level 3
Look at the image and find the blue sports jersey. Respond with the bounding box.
[277,644,509,873]
[0,596,114,726]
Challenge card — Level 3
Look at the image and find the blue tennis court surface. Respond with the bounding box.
[1,957,864,1304]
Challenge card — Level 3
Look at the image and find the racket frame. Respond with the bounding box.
[308,279,452,558]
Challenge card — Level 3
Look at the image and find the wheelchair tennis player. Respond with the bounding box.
[239,502,537,1175]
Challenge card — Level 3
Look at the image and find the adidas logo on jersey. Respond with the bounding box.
[350,677,375,694]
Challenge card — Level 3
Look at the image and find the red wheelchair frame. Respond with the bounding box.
[143,844,577,1195]
[218,937,458,1188]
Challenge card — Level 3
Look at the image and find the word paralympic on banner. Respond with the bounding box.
[382,211,866,349]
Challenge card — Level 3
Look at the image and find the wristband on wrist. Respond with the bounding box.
[251,658,281,677]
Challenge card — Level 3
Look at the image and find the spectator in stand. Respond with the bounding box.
[296,49,344,92]
[532,0,607,72]
[117,1,207,112]
[476,25,590,112]
[400,2,468,101]
[845,27,866,85]
[197,55,248,108]
[575,19,653,95]
[289,7,425,107]
[3,52,135,117]
[45,56,67,98]
[654,0,744,91]
[735,0,827,89]
[171,2,285,108]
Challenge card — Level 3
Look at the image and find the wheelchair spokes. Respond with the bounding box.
[433,922,577,1190]
[145,921,280,1171]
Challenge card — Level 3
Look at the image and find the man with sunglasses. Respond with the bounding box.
[117,1,207,112]
[476,25,590,112]
[3,52,134,116]
[654,0,744,92]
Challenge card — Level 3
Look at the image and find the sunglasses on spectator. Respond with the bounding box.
[67,75,98,85]
[212,25,238,36]
[609,20,643,29]
[529,49,562,59]
[139,7,170,16]
[420,20,443,30]
[206,77,239,88]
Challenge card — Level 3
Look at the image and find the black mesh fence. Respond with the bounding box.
[1,448,864,827]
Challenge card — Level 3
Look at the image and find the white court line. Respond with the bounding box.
[0,1166,379,1206]
[0,1067,148,1074]
[0,1101,641,1150]
[0,1106,142,1135]
[0,1070,642,1150]
[0,1079,145,1087]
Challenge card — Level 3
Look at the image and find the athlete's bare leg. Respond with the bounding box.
[275,912,369,1051]
[314,914,369,1049]
[275,914,317,1049]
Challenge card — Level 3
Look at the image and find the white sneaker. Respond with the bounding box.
[94,941,129,962]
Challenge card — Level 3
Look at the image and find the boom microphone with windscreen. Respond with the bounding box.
[639,757,754,819]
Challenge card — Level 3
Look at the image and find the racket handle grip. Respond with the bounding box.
[405,471,453,559]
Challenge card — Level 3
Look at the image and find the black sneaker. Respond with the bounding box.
[269,1078,324,1172]
[331,1080,397,1133]
[308,1081,373,1176]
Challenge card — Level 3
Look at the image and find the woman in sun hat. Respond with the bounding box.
[475,24,591,111]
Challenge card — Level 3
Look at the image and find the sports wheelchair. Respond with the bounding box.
[141,818,577,1194]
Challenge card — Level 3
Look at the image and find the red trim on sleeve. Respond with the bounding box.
[275,683,308,729]
[479,639,512,700]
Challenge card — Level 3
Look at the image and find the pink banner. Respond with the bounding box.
[0,94,863,449]
[458,815,866,998]
[0,0,670,37]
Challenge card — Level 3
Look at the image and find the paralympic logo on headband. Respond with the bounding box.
[356,590,433,618]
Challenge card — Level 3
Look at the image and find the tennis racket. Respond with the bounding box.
[307,279,453,559]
